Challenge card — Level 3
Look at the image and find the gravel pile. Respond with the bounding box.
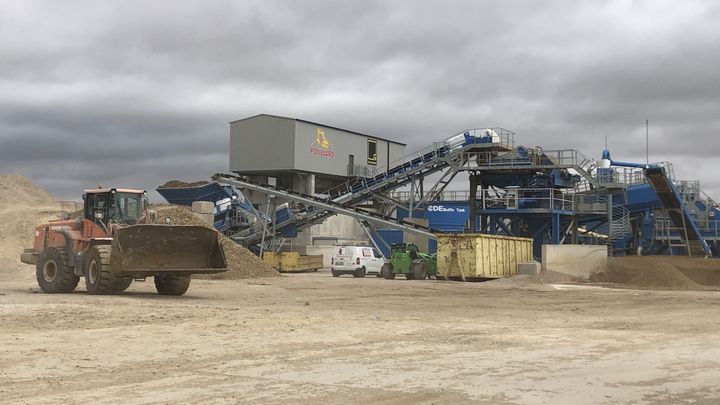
[153,205,280,279]
[591,256,720,291]
[158,180,210,189]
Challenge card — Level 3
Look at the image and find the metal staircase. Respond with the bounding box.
[644,166,710,256]
[609,203,631,241]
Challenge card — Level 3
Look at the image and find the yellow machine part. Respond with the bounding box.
[436,233,532,280]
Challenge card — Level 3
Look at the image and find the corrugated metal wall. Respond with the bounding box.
[436,233,533,279]
[229,115,296,173]
[230,115,406,179]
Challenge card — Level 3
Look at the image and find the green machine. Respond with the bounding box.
[380,243,437,280]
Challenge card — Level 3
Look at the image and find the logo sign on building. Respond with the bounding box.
[427,205,466,213]
[310,128,335,158]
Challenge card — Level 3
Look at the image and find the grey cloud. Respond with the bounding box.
[1,0,719,200]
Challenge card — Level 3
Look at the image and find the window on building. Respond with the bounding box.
[367,139,377,166]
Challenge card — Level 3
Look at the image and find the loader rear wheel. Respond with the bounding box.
[85,245,125,295]
[412,262,427,280]
[381,263,395,280]
[36,248,79,293]
[154,274,191,296]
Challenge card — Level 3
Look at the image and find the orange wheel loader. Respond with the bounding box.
[20,188,227,295]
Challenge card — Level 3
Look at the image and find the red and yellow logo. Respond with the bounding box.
[310,128,335,158]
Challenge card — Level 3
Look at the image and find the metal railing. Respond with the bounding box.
[390,189,471,202]
[461,148,589,170]
[348,164,379,178]
[480,188,574,212]
[322,127,516,200]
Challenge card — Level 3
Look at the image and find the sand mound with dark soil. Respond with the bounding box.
[158,180,210,189]
[489,270,586,287]
[591,256,720,291]
[153,205,280,279]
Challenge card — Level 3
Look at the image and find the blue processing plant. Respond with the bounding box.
[157,128,719,259]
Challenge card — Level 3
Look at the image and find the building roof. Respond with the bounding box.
[84,188,146,194]
[229,113,406,146]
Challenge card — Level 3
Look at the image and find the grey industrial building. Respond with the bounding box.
[230,114,406,193]
[229,114,407,256]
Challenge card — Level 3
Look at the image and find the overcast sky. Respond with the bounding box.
[1,0,719,201]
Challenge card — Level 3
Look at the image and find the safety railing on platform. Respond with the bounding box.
[480,188,574,212]
[461,148,589,170]
[573,193,609,214]
[390,190,471,202]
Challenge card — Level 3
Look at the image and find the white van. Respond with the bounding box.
[331,246,385,278]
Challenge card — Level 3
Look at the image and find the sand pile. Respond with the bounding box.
[158,180,210,188]
[591,256,720,291]
[489,269,586,287]
[0,174,61,279]
[153,205,280,279]
[0,174,56,207]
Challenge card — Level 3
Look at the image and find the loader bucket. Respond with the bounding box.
[109,224,227,276]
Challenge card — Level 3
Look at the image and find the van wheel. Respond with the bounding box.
[354,267,366,278]
[331,270,340,277]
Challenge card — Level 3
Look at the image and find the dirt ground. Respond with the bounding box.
[2,269,720,404]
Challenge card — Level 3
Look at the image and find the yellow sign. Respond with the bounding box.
[310,127,335,158]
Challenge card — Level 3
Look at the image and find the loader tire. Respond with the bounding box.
[113,278,133,293]
[381,263,395,280]
[412,262,427,280]
[154,274,191,296]
[36,248,79,293]
[85,245,125,295]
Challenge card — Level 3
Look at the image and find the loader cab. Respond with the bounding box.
[83,188,146,226]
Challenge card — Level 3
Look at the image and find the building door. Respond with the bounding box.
[348,154,355,176]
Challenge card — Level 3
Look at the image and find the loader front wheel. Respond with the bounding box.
[85,245,124,295]
[154,274,190,296]
[36,248,79,293]
[114,278,133,293]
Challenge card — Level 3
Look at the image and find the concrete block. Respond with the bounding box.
[192,212,214,225]
[541,245,608,279]
[192,201,215,214]
[306,245,337,268]
[517,261,541,276]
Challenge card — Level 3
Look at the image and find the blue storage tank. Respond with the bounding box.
[371,229,403,257]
